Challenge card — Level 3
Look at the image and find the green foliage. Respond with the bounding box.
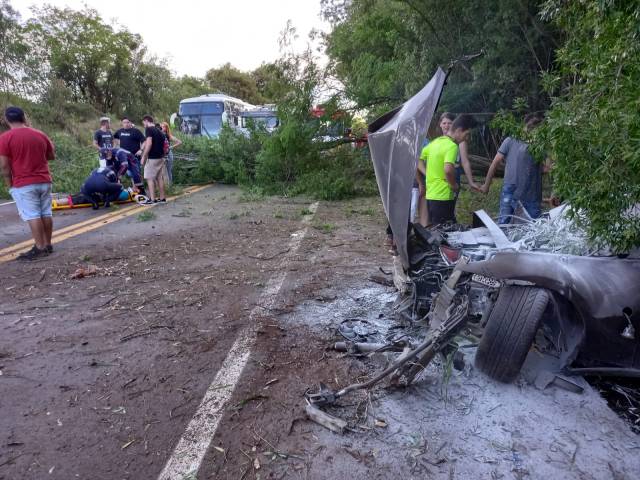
[205,63,265,105]
[172,135,224,185]
[0,0,43,97]
[47,133,96,195]
[533,1,640,252]
[323,0,560,118]
[456,179,502,224]
[137,210,156,222]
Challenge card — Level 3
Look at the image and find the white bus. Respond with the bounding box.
[239,105,279,135]
[174,93,254,137]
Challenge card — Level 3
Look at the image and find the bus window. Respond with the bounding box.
[201,115,223,137]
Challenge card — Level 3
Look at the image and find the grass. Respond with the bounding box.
[345,206,376,217]
[137,210,156,222]
[455,178,503,223]
[314,223,336,234]
[228,210,250,220]
[238,187,265,203]
[300,208,313,216]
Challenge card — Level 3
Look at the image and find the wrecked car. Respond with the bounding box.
[406,211,640,383]
[365,65,640,383]
[306,67,639,431]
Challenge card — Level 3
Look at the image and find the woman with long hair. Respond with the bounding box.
[160,122,182,184]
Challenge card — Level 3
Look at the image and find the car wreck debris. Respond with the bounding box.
[305,69,640,435]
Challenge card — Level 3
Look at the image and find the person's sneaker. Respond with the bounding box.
[158,198,167,204]
[46,245,53,254]
[141,199,154,205]
[17,245,48,261]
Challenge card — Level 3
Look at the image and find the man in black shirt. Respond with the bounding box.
[114,117,145,155]
[113,117,146,193]
[141,115,167,204]
[93,117,113,167]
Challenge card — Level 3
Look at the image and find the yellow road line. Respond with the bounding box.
[0,184,211,263]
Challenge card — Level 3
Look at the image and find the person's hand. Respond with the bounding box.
[478,183,489,194]
[469,182,482,193]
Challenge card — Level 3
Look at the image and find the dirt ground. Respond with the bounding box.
[1,185,638,480]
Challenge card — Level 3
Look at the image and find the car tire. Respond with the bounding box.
[475,285,549,383]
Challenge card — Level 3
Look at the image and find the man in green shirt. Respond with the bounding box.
[418,114,477,224]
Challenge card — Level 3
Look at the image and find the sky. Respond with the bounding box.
[13,0,329,77]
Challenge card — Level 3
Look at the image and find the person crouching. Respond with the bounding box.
[81,167,123,210]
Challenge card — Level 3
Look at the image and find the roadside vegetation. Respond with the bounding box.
[1,0,638,250]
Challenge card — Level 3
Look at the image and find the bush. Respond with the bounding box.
[48,133,96,194]
[172,135,224,185]
[0,132,95,198]
[535,1,640,252]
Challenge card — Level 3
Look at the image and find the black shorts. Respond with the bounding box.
[427,199,456,225]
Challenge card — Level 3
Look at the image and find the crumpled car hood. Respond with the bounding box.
[368,68,447,269]
[460,251,640,320]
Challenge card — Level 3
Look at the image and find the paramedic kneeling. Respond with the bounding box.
[81,167,123,210]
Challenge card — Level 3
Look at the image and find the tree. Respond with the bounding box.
[251,62,293,104]
[27,5,140,113]
[533,0,640,251]
[322,0,560,118]
[205,63,264,105]
[0,0,45,97]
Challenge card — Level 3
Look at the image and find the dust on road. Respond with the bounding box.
[1,185,638,480]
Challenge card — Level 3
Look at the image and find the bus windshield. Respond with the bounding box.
[179,101,224,116]
[201,115,223,137]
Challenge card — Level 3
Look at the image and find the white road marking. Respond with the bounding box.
[0,200,16,207]
[158,201,319,480]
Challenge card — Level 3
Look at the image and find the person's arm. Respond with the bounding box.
[0,155,12,188]
[135,130,145,157]
[115,155,128,180]
[416,150,427,199]
[443,143,459,193]
[458,141,480,191]
[113,130,120,148]
[46,137,55,161]
[481,152,505,193]
[170,134,182,149]
[141,136,152,164]
[444,163,458,192]
[92,131,101,151]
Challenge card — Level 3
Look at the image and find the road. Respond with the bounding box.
[1,185,638,480]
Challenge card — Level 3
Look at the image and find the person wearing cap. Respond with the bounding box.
[0,106,56,260]
[93,117,113,167]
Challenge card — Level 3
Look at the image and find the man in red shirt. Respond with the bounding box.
[0,107,56,260]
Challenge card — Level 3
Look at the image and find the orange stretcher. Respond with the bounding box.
[52,189,147,210]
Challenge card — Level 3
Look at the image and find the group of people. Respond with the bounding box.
[416,111,545,226]
[0,106,182,261]
[88,115,181,207]
[387,111,545,250]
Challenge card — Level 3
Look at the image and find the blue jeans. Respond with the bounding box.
[10,183,52,221]
[127,156,143,187]
[165,150,174,183]
[498,183,541,224]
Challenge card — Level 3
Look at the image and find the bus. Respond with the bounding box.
[174,93,254,137]
[239,105,279,135]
